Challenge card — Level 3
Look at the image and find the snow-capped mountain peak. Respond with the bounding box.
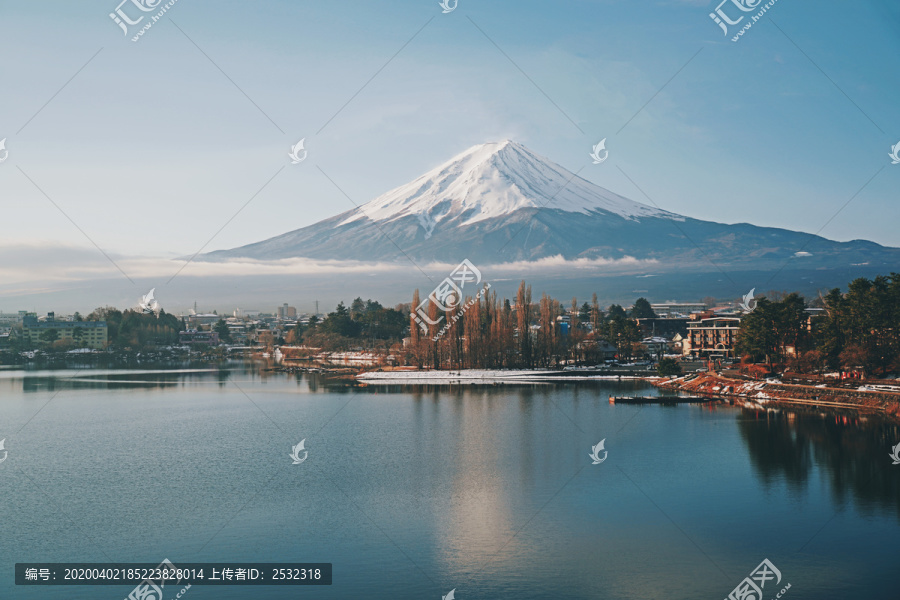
[338,140,675,236]
[201,139,900,276]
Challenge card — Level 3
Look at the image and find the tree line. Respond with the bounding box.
[736,274,900,377]
[279,285,656,367]
[87,307,185,347]
[406,282,655,370]
[285,298,408,350]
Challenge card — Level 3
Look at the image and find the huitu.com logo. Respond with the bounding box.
[125,558,190,600]
[709,0,780,42]
[589,139,608,164]
[740,288,757,313]
[725,558,790,600]
[109,0,181,42]
[0,439,7,463]
[412,259,491,342]
[139,288,161,315]
[0,138,8,163]
[589,439,608,465]
[442,589,456,600]
[290,439,308,464]
[439,0,457,14]
[889,142,900,165]
[890,443,900,465]
[289,139,308,164]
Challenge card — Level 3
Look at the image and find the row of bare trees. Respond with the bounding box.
[407,281,617,370]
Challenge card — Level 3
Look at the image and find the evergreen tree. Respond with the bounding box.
[214,319,233,344]
[631,297,657,319]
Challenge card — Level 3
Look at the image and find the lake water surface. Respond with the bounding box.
[1,366,899,599]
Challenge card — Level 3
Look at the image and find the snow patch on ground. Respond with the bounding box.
[357,369,654,382]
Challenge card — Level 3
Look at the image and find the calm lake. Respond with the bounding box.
[1,365,899,599]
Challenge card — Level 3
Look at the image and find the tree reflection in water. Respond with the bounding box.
[737,407,900,520]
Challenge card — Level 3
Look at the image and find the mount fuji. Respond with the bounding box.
[200,141,900,275]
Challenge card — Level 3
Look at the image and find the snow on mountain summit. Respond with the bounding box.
[339,141,677,236]
[201,139,900,273]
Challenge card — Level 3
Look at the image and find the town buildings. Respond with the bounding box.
[640,336,674,358]
[186,312,221,328]
[22,313,108,349]
[683,315,742,359]
[276,304,297,320]
[650,302,707,318]
[178,329,220,345]
[635,317,689,339]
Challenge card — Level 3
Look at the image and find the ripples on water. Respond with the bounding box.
[1,365,898,599]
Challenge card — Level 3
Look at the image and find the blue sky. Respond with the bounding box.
[1,0,899,264]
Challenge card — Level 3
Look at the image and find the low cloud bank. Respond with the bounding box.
[0,243,660,286]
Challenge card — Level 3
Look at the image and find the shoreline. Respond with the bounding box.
[655,372,900,420]
[356,368,660,383]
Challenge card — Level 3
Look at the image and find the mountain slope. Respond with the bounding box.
[199,141,900,272]
[336,140,675,235]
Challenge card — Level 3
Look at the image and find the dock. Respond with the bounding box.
[610,396,715,404]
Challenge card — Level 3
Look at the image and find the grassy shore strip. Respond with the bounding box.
[655,373,900,419]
